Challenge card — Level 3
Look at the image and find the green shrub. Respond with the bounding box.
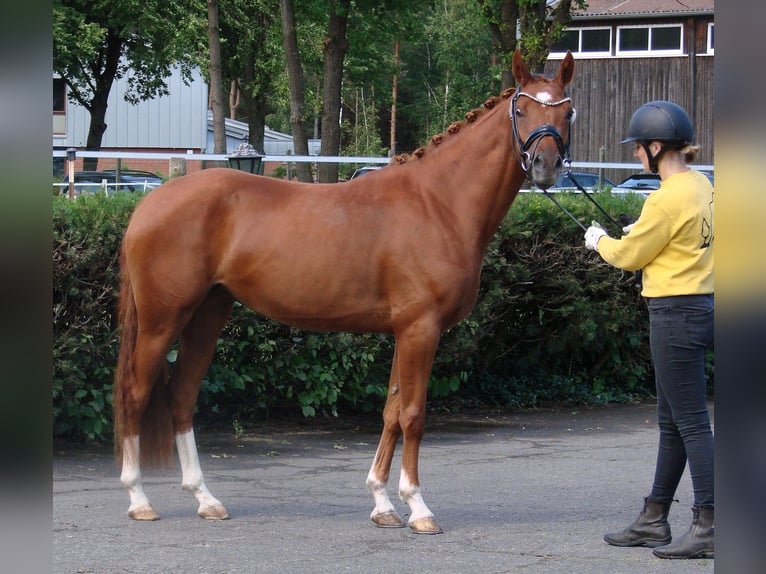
[195,306,393,420]
[52,189,713,443]
[430,192,654,409]
[53,192,143,440]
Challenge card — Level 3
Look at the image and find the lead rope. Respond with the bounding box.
[566,172,623,231]
[510,91,622,234]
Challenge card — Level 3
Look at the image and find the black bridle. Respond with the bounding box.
[511,90,622,233]
[511,90,573,173]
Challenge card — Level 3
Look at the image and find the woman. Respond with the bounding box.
[584,100,714,560]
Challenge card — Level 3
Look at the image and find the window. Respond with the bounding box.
[550,27,611,57]
[617,24,683,56]
[53,77,66,136]
[707,23,714,54]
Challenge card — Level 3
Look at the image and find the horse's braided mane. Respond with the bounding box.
[391,87,516,165]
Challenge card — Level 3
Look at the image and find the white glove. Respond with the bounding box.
[584,224,608,251]
[622,223,635,234]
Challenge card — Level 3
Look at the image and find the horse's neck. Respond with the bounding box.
[419,101,525,251]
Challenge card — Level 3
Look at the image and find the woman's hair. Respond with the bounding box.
[680,143,701,164]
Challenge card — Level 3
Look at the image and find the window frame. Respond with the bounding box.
[53,77,67,137]
[548,26,612,59]
[616,23,684,57]
[707,22,714,54]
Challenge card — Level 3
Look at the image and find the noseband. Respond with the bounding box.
[510,90,574,174]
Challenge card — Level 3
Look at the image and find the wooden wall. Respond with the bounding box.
[543,16,714,182]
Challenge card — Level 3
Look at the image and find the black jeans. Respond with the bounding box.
[646,294,714,508]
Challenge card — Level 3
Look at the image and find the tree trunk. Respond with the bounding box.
[279,0,313,182]
[207,0,227,156]
[229,79,240,120]
[390,41,398,157]
[238,66,268,159]
[240,56,267,158]
[477,0,519,90]
[479,0,577,79]
[238,11,273,158]
[317,0,350,184]
[83,92,109,172]
[81,33,122,171]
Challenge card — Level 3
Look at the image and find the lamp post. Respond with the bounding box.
[66,147,77,199]
[227,142,264,175]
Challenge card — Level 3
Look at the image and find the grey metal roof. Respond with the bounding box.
[206,112,321,156]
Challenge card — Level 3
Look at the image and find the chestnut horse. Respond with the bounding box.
[113,50,575,534]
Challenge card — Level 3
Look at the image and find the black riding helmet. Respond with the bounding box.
[620,101,694,173]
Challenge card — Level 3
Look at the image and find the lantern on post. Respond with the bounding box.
[227,142,263,175]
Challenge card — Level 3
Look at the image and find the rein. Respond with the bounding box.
[540,172,623,233]
[510,90,622,233]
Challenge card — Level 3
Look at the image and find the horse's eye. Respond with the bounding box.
[568,108,577,124]
[515,108,525,119]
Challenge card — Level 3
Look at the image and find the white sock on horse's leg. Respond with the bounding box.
[121,435,158,520]
[176,430,229,519]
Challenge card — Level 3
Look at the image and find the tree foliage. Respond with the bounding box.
[396,0,499,147]
[53,0,205,166]
[219,0,285,154]
[477,0,586,79]
[53,1,589,165]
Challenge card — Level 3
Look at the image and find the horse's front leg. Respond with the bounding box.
[395,322,443,534]
[367,363,405,528]
[398,407,442,534]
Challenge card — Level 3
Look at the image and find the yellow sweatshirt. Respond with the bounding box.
[597,169,714,297]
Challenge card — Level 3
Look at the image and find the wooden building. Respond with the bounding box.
[543,0,714,181]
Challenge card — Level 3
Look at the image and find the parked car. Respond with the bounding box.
[611,172,661,194]
[612,170,713,194]
[552,170,615,191]
[58,170,164,195]
[350,166,382,179]
[522,170,615,193]
[59,171,124,195]
[107,170,164,191]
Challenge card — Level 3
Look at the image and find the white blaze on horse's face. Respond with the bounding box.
[533,90,554,103]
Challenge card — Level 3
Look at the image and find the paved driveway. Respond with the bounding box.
[53,402,714,574]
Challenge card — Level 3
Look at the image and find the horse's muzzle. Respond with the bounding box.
[518,124,569,190]
[525,150,564,190]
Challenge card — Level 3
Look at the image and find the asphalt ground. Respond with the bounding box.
[53,402,716,574]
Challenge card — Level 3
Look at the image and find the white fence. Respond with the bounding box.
[52,149,713,195]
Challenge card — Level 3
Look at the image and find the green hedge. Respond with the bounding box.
[53,193,139,440]
[52,190,713,442]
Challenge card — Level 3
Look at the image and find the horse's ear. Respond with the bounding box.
[512,49,532,86]
[555,51,575,88]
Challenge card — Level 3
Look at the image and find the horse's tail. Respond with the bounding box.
[113,244,174,468]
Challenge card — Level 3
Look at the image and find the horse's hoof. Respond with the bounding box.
[198,504,230,520]
[371,510,406,528]
[409,516,443,534]
[128,505,160,521]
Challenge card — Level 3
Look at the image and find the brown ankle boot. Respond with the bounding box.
[653,506,714,559]
[604,497,672,547]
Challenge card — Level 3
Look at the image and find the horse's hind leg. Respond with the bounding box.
[121,326,179,521]
[170,286,235,519]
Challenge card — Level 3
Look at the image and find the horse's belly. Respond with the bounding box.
[225,277,393,334]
